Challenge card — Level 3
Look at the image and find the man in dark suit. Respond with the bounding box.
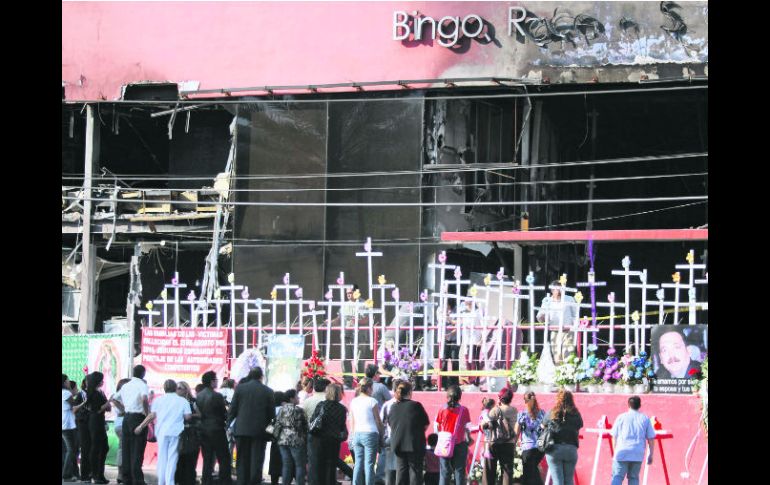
[197,371,232,485]
[228,367,275,485]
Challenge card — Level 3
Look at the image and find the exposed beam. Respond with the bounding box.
[441,229,708,243]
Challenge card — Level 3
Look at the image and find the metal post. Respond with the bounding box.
[78,104,99,333]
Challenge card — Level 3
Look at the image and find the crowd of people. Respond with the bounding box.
[63,363,657,485]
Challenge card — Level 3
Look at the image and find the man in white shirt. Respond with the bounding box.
[112,365,150,485]
[134,380,192,485]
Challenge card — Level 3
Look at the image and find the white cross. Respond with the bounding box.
[209,289,227,328]
[195,300,216,327]
[399,302,424,354]
[138,305,161,327]
[184,290,199,327]
[164,272,188,327]
[272,273,301,332]
[450,294,485,365]
[372,280,396,353]
[355,237,383,300]
[220,282,244,358]
[676,250,707,325]
[522,272,545,352]
[445,268,471,352]
[363,304,384,351]
[383,291,402,351]
[428,251,457,355]
[568,294,595,360]
[612,257,643,345]
[694,272,708,312]
[299,300,326,352]
[152,289,171,328]
[243,294,271,353]
[596,293,625,349]
[576,271,607,327]
[415,301,436,378]
[629,270,659,354]
[661,273,691,325]
[328,272,354,360]
[485,268,516,362]
[502,281,533,359]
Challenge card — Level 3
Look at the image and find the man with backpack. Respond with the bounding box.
[481,388,519,485]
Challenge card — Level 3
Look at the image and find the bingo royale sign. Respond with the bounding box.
[393,7,539,48]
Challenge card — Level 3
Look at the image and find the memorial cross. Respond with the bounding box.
[675,250,707,325]
[596,292,625,348]
[577,270,607,347]
[272,273,301,333]
[522,272,545,352]
[152,288,170,328]
[138,301,161,327]
[660,272,691,325]
[611,257,643,345]
[164,272,187,327]
[629,270,659,354]
[355,237,383,301]
[220,273,244,358]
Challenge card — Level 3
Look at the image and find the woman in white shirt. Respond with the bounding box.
[134,380,193,485]
[349,378,384,485]
[62,374,86,482]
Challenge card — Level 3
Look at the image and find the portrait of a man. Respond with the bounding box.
[651,325,707,379]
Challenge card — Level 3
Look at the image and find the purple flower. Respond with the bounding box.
[593,370,601,378]
[603,374,611,381]
[411,361,420,371]
[607,348,616,356]
[384,350,391,361]
[612,371,621,380]
[598,361,606,369]
[611,363,619,371]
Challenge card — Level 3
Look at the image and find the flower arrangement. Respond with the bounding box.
[301,349,326,380]
[620,351,654,385]
[576,345,602,385]
[509,351,539,386]
[468,462,483,483]
[700,356,708,435]
[554,353,581,386]
[383,346,422,381]
[597,347,621,384]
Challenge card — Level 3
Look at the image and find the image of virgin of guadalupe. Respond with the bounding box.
[95,340,121,400]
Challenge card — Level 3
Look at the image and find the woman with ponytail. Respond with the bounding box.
[515,392,546,485]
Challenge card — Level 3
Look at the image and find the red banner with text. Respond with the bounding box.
[141,328,229,393]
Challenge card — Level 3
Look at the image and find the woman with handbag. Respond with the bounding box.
[542,390,583,485]
[434,385,471,485]
[481,388,519,485]
[175,381,201,485]
[309,383,349,485]
[349,378,384,485]
[515,392,546,485]
[269,391,287,485]
[274,389,309,485]
[84,372,112,484]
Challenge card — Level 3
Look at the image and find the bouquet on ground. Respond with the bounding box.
[509,351,539,386]
[301,349,327,380]
[597,347,621,384]
[383,346,422,381]
[554,352,581,386]
[620,350,653,385]
[576,345,602,385]
[468,462,483,483]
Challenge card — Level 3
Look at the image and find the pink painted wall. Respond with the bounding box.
[63,1,480,100]
[62,2,709,101]
[340,390,708,484]
[140,390,707,483]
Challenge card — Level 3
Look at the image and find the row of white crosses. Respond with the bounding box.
[137,242,708,365]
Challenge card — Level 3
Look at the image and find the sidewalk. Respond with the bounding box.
[63,466,157,485]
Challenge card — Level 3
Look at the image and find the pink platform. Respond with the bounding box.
[143,390,707,484]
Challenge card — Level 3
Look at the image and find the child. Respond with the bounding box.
[424,433,440,485]
[479,397,495,459]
